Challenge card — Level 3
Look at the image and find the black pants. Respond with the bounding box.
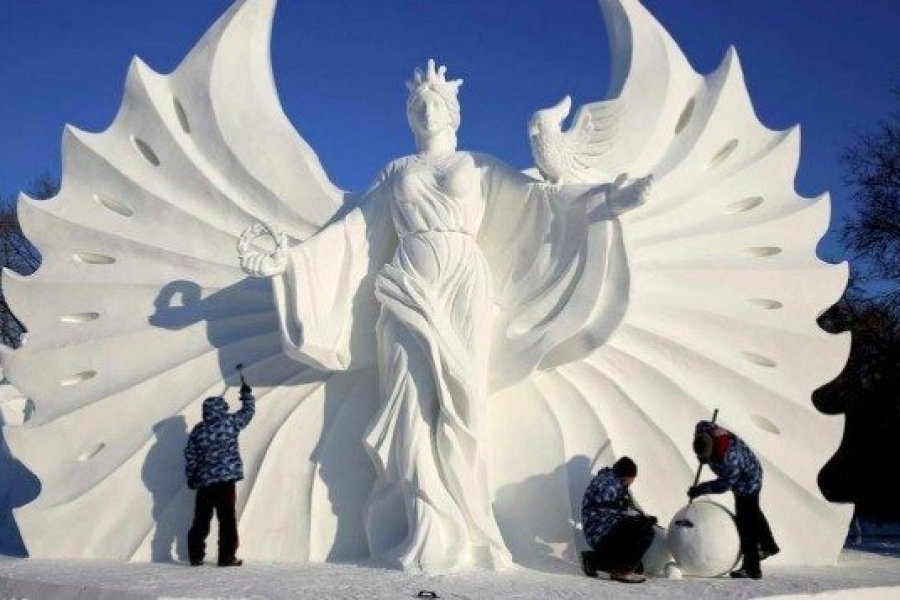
[187,481,238,564]
[588,516,655,573]
[734,492,777,572]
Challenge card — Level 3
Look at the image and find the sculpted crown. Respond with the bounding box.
[406,59,463,97]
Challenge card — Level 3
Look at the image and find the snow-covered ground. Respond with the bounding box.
[1,548,899,600]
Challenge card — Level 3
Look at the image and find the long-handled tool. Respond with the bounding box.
[236,363,246,387]
[674,408,719,528]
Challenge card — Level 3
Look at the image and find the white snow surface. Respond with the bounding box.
[1,550,898,600]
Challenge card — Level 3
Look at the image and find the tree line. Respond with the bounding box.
[0,176,57,349]
[816,90,900,522]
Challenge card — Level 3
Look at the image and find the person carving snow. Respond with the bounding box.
[689,420,780,579]
[581,457,657,584]
[184,382,255,567]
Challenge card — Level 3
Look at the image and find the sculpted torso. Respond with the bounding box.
[388,153,484,283]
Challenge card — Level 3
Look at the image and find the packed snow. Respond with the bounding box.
[1,548,898,599]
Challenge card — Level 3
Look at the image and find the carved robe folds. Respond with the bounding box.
[270,152,627,570]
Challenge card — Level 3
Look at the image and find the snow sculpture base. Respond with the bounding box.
[668,501,741,577]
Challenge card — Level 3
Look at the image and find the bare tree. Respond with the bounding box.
[0,175,58,348]
[817,89,900,522]
[841,89,900,312]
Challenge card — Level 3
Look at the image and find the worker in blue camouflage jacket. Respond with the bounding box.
[184,381,255,567]
[581,456,657,584]
[689,420,780,579]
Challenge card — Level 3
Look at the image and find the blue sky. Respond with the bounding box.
[1,0,898,260]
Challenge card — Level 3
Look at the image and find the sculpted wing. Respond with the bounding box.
[1,0,378,561]
[492,0,850,570]
[561,99,626,182]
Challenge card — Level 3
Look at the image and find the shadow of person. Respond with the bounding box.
[149,278,287,389]
[494,454,598,574]
[144,273,379,566]
[0,425,40,557]
[141,415,191,562]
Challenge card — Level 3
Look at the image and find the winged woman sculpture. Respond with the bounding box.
[237,58,650,570]
[0,0,850,571]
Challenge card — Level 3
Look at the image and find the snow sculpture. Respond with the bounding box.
[0,0,850,571]
[237,57,650,570]
[668,501,741,577]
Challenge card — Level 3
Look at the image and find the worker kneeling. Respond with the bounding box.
[581,457,657,584]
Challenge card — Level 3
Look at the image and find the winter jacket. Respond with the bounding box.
[694,420,762,497]
[184,388,255,489]
[581,467,636,546]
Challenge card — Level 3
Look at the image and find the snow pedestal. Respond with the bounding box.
[667,500,741,577]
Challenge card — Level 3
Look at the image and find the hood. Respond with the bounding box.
[695,420,717,436]
[202,396,228,422]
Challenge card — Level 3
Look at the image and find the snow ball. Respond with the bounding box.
[667,500,741,577]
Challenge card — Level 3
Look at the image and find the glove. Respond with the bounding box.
[687,485,703,500]
[240,381,252,395]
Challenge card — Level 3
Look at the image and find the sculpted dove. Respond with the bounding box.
[528,94,624,183]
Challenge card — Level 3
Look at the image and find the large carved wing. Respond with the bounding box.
[488,0,851,570]
[1,0,378,562]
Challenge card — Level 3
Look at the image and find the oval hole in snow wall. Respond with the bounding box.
[750,415,781,434]
[173,97,191,134]
[78,442,106,461]
[722,196,763,215]
[131,136,160,166]
[60,370,97,387]
[747,299,782,310]
[674,97,695,134]
[60,312,100,323]
[707,139,739,169]
[741,352,776,368]
[73,253,116,265]
[742,247,781,258]
[94,193,134,217]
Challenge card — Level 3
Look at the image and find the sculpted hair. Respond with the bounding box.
[406,59,463,133]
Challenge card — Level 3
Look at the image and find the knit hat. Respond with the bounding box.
[693,432,714,462]
[613,456,638,478]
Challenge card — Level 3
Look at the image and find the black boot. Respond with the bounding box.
[218,557,243,567]
[581,551,599,578]
[730,566,762,579]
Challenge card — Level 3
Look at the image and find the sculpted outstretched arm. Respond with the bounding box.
[235,176,396,372]
[547,173,653,218]
[478,154,650,220]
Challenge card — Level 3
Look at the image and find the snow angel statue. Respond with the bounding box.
[238,59,652,570]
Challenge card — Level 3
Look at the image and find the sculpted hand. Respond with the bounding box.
[238,222,289,278]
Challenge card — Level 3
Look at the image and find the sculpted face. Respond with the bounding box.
[409,89,452,138]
